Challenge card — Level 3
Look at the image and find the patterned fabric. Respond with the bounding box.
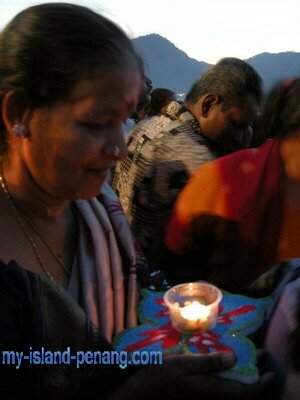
[112,102,219,258]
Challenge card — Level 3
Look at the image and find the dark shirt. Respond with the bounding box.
[0,260,132,399]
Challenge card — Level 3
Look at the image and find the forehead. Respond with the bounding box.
[69,67,141,115]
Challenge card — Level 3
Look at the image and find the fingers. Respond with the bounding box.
[164,351,236,374]
[121,353,281,400]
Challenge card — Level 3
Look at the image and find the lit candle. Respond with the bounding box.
[180,301,210,320]
[164,282,223,332]
[172,300,211,331]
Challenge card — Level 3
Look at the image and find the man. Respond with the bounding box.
[112,58,262,262]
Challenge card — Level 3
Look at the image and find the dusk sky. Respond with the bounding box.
[1,0,299,63]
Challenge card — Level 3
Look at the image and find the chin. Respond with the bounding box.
[75,189,102,200]
[73,182,105,200]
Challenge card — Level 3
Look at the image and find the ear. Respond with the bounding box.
[201,93,220,117]
[2,89,32,137]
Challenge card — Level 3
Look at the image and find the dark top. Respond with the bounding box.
[0,260,133,399]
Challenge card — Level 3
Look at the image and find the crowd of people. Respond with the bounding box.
[112,58,262,263]
[0,2,299,399]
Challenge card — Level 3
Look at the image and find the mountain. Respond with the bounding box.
[133,34,300,93]
[245,52,300,89]
[133,34,210,93]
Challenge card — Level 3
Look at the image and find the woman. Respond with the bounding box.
[147,87,177,117]
[0,3,275,399]
[165,78,300,293]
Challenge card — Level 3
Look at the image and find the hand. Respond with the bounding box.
[108,351,278,400]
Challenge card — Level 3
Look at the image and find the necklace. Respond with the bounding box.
[19,211,71,277]
[0,166,71,283]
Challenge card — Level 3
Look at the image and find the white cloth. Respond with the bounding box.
[69,183,139,342]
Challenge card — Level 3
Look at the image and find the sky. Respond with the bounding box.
[1,0,299,64]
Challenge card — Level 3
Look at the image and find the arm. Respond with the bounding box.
[107,352,278,400]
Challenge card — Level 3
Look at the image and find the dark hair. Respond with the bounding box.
[0,3,139,152]
[147,88,176,117]
[185,57,263,108]
[260,78,300,139]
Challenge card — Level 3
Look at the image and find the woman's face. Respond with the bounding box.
[22,67,141,200]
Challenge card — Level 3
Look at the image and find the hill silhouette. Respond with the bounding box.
[133,34,210,93]
[133,34,300,93]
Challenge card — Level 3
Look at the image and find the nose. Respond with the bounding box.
[143,75,153,92]
[102,126,128,161]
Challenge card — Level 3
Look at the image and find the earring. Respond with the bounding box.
[12,124,28,138]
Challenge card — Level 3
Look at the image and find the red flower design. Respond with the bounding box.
[186,331,232,353]
[125,298,257,353]
[217,305,256,325]
[125,322,181,351]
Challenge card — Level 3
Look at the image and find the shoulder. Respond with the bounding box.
[123,118,136,133]
[217,138,280,169]
[191,146,261,183]
[128,116,173,143]
[152,128,215,175]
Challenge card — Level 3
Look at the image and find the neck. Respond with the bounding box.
[1,157,69,221]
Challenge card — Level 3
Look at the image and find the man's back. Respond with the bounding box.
[112,105,218,257]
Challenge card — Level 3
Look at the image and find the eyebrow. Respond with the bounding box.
[82,109,124,119]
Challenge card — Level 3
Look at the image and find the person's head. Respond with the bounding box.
[261,78,300,139]
[0,3,142,199]
[185,57,263,154]
[262,78,300,181]
[147,88,177,117]
[129,55,153,122]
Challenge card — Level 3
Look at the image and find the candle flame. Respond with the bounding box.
[180,301,210,321]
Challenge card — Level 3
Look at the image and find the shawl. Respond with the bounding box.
[165,138,285,290]
[70,183,139,342]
